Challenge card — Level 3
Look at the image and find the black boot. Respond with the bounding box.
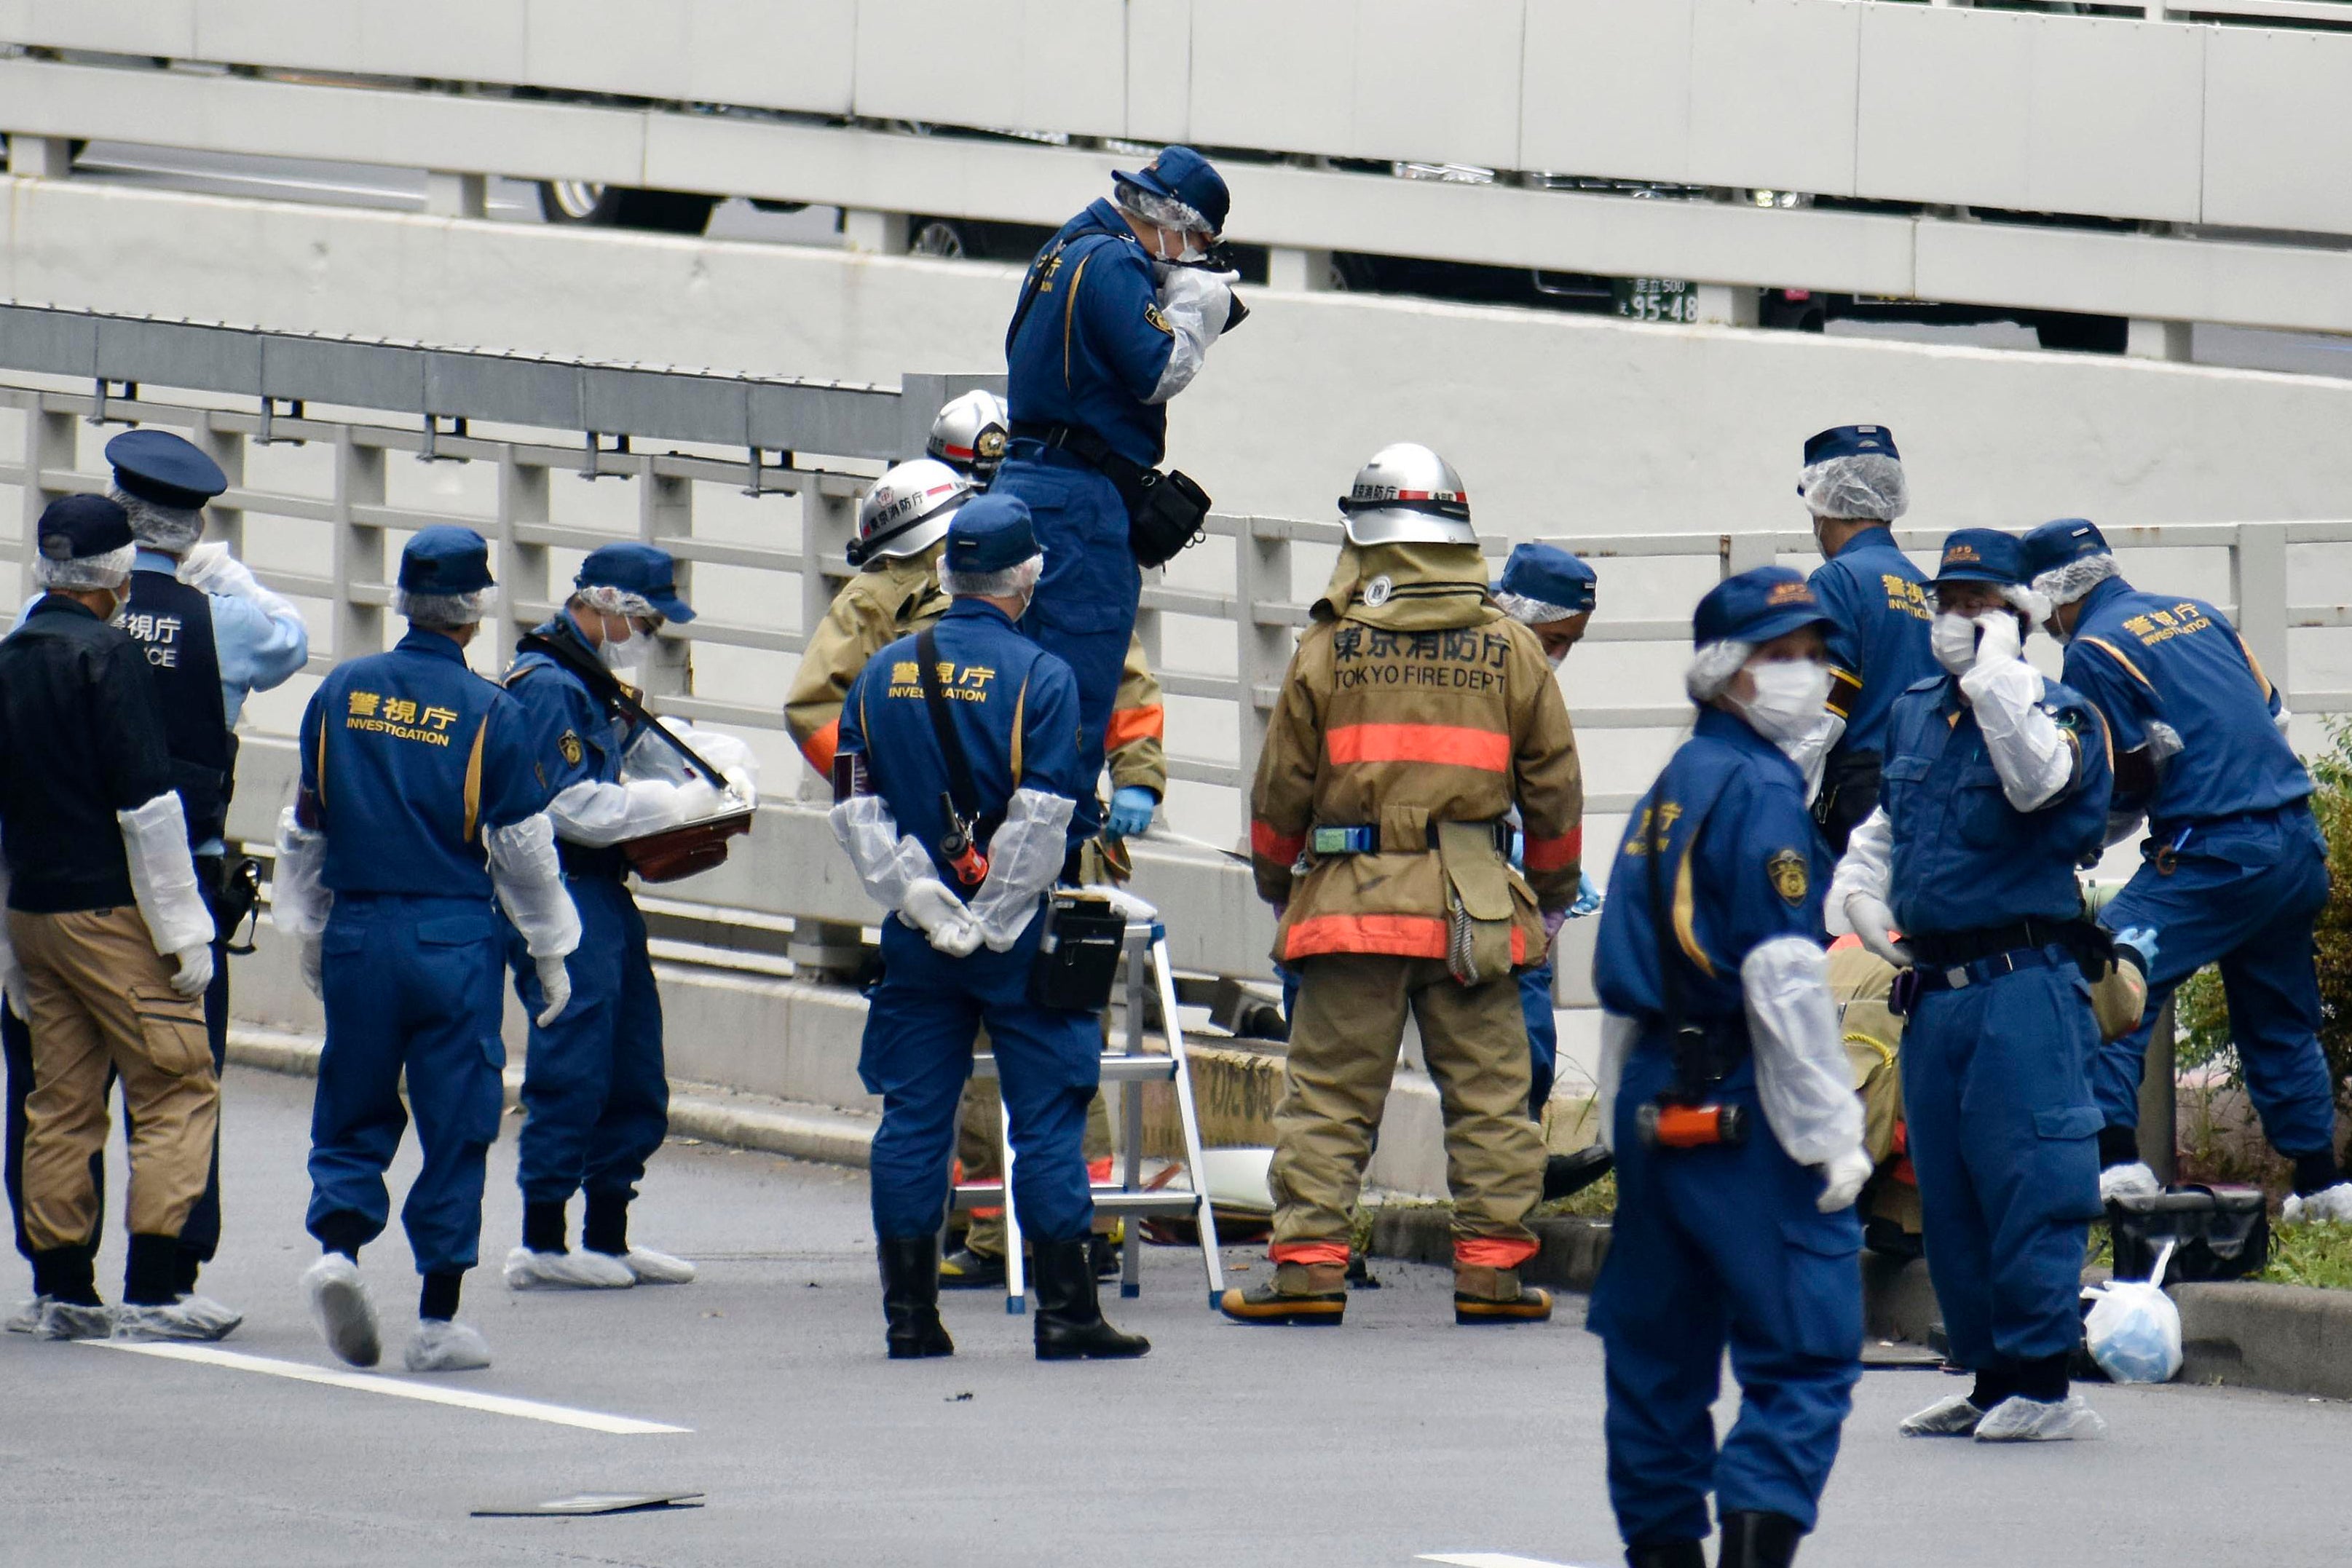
[1032,1238,1148,1361]
[1626,1542,1705,1568]
[877,1237,953,1360]
[1716,1510,1803,1568]
[1544,1144,1615,1202]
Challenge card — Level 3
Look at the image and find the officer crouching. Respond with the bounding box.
[829,496,1147,1362]
[1589,568,1873,1568]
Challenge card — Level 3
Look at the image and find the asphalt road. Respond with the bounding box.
[3,1064,2346,1568]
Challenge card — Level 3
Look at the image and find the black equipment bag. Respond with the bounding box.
[2107,1184,2269,1283]
[1027,890,1126,1013]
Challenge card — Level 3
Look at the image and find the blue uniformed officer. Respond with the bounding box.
[995,146,1236,838]
[829,494,1147,1362]
[499,543,740,1291]
[271,527,579,1374]
[1589,566,1871,1568]
[1797,425,1934,853]
[2021,519,2351,1223]
[1828,528,2115,1443]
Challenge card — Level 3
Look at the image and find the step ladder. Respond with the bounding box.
[952,909,1226,1312]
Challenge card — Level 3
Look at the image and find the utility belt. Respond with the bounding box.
[2144,799,2310,874]
[1900,941,2072,1002]
[558,840,632,880]
[1009,420,1209,569]
[1894,916,2141,1037]
[1906,916,2088,970]
[1307,820,1512,858]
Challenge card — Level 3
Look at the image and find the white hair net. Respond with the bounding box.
[940,554,1044,602]
[32,542,135,591]
[1799,454,1909,522]
[1493,591,1585,626]
[1114,181,1211,237]
[395,587,494,628]
[1686,639,1755,703]
[572,583,658,621]
[2030,551,2119,610]
[109,487,205,554]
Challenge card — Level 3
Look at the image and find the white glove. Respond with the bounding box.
[1844,892,1913,969]
[169,943,215,999]
[927,917,982,957]
[533,954,572,1027]
[178,542,253,597]
[1815,1148,1875,1213]
[1970,609,2022,670]
[899,879,968,938]
[299,935,323,998]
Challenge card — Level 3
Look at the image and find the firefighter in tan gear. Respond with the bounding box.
[1223,443,1585,1327]
[1827,938,1923,1256]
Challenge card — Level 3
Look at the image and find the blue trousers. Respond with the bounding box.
[859,916,1100,1243]
[1902,954,2102,1369]
[994,451,1139,841]
[508,874,668,1209]
[306,893,507,1276]
[1590,1045,1860,1545]
[2097,805,2336,1157]
[1520,959,1558,1118]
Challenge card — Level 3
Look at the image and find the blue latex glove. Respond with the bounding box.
[1568,871,1603,919]
[1106,786,1159,841]
[2112,924,2159,974]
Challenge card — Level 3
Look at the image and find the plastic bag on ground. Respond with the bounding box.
[2084,1279,2182,1385]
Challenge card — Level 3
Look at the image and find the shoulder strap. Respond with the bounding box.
[914,626,983,824]
[514,630,730,786]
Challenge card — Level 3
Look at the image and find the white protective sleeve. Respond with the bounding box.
[178,542,300,622]
[1780,711,1846,809]
[270,805,333,938]
[1824,807,1893,937]
[967,788,1078,949]
[116,793,215,957]
[1741,935,1866,1168]
[1147,268,1232,405]
[624,720,761,807]
[1957,657,2073,812]
[484,814,582,960]
[1593,1011,1639,1155]
[829,793,939,914]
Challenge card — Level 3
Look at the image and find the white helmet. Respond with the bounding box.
[926,389,1011,483]
[1336,442,1475,547]
[851,459,972,565]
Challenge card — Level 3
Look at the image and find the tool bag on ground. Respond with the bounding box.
[2107,1184,2268,1283]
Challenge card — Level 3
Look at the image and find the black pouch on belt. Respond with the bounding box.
[1124,467,1211,569]
[1027,890,1126,1013]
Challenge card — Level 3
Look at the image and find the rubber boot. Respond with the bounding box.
[1544,1144,1614,1202]
[1219,1260,1348,1325]
[938,1245,1007,1291]
[877,1236,953,1360]
[1626,1541,1706,1568]
[1453,1262,1553,1325]
[1716,1510,1803,1568]
[1032,1238,1149,1361]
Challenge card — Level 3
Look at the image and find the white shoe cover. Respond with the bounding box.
[303,1254,381,1369]
[2281,1181,2352,1226]
[4,1296,50,1334]
[405,1318,491,1373]
[37,1299,115,1341]
[621,1246,696,1285]
[112,1295,242,1343]
[1975,1393,2107,1443]
[503,1246,636,1290]
[1899,1393,1986,1437]
[2099,1162,2162,1203]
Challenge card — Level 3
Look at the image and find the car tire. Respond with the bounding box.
[537,181,717,235]
[908,216,976,259]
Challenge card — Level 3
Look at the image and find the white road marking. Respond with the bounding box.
[84,1342,690,1434]
[1418,1555,1590,1568]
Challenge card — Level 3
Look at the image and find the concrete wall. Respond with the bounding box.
[9,177,2352,534]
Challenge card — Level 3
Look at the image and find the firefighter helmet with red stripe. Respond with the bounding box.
[1337,442,1475,547]
[851,458,973,565]
[926,389,1011,483]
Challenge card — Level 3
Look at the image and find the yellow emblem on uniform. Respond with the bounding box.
[1144,302,1174,336]
[558,729,585,767]
[1767,848,1808,906]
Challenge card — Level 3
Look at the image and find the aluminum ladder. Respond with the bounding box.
[952,910,1226,1312]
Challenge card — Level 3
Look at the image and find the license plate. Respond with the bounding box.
[1611,277,1697,322]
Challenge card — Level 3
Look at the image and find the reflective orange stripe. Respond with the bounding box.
[799,718,840,777]
[1105,702,1164,751]
[1284,914,1527,965]
[1252,819,1306,865]
[1088,1157,1114,1183]
[1453,1236,1539,1269]
[1523,827,1582,874]
[1269,1240,1351,1267]
[1326,722,1511,771]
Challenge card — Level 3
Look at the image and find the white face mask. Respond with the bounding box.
[1932,611,1981,675]
[1547,651,1568,673]
[1732,659,1831,745]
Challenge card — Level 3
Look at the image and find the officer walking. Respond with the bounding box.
[2020,519,2352,1222]
[1828,529,2117,1443]
[829,494,1147,1361]
[1797,426,1933,852]
[1588,566,1871,1568]
[0,496,231,1342]
[500,544,730,1291]
[1225,445,1582,1329]
[272,527,578,1373]
[994,147,1237,840]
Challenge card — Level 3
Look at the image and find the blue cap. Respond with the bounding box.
[1495,542,1597,616]
[105,428,228,510]
[2018,518,2110,582]
[37,494,134,562]
[1931,528,2028,587]
[1802,424,1900,467]
[1112,145,1230,235]
[398,526,495,595]
[944,494,1038,577]
[1693,566,1834,647]
[576,542,695,624]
